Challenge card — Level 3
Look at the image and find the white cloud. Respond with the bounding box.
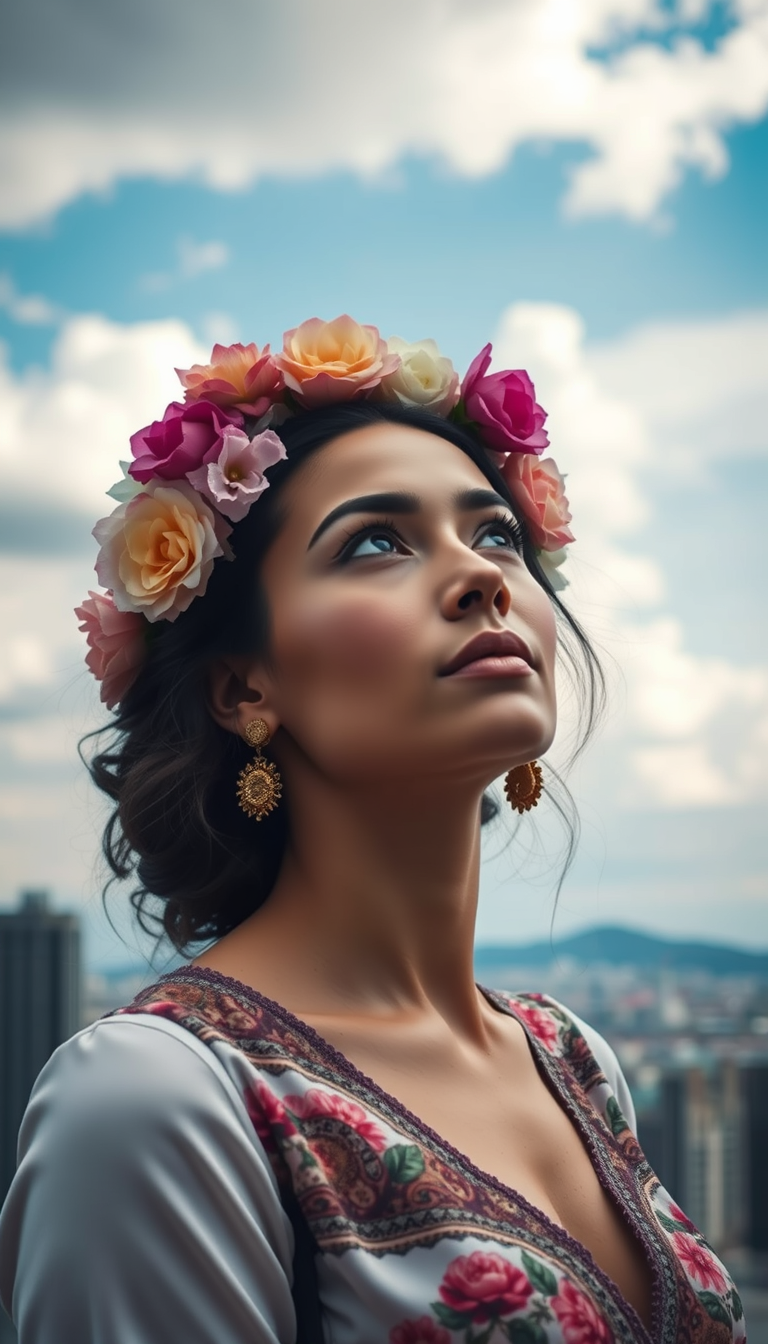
[492,299,768,809]
[0,313,207,514]
[0,272,62,325]
[1,0,767,228]
[140,236,230,293]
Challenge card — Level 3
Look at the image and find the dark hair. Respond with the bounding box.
[82,402,604,953]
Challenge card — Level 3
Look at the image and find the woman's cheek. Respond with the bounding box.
[275,590,419,683]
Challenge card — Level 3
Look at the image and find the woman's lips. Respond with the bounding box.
[446,654,533,679]
[439,629,535,678]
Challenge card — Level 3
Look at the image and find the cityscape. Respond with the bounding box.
[2,892,768,1340]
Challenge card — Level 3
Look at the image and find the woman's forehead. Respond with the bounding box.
[284,422,494,521]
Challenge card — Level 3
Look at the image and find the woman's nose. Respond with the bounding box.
[443,558,511,620]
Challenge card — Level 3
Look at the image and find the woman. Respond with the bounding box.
[0,318,744,1342]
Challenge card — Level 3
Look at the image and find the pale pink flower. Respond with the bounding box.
[439,1251,533,1323]
[129,400,243,484]
[461,344,549,454]
[284,1087,388,1151]
[502,454,575,552]
[75,590,146,709]
[550,1280,614,1344]
[379,337,459,414]
[176,342,285,416]
[187,426,286,522]
[671,1232,728,1294]
[275,314,400,407]
[93,480,232,622]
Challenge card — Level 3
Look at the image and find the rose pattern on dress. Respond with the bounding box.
[115,972,746,1344]
[390,1317,451,1344]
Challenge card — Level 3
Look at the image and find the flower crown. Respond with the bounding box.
[76,314,574,710]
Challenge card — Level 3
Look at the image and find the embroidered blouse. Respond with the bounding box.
[0,966,745,1344]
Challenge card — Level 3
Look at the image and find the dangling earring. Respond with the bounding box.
[504,761,543,814]
[236,719,283,820]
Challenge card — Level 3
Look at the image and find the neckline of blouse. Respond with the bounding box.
[159,962,662,1343]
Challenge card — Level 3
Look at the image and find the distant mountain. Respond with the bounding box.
[474,926,768,978]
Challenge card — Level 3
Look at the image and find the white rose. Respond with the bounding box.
[537,546,569,591]
[379,337,459,414]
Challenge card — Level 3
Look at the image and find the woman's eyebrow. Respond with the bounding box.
[308,492,420,549]
[453,488,510,512]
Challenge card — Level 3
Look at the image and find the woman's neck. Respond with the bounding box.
[199,777,492,1043]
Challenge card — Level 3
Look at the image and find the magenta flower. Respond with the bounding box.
[129,399,244,483]
[187,426,286,523]
[75,590,147,709]
[461,344,549,455]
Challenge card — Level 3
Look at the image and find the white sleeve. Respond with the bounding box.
[0,1014,297,1344]
[561,1005,638,1135]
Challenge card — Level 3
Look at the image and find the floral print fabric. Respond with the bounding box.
[115,970,745,1344]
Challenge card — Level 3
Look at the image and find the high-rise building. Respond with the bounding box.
[0,890,81,1209]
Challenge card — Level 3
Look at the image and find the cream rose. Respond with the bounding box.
[379,337,459,414]
[93,480,232,622]
[274,314,400,407]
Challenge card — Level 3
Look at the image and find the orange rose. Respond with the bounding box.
[175,342,284,416]
[274,315,400,407]
[93,481,232,622]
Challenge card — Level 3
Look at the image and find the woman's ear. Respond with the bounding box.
[207,657,279,741]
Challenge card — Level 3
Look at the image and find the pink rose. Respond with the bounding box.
[671,1232,728,1294]
[515,1004,560,1052]
[129,399,243,484]
[75,590,146,709]
[187,426,286,522]
[439,1251,533,1323]
[668,1201,698,1234]
[93,480,232,622]
[551,1281,614,1344]
[244,1080,298,1148]
[461,344,549,454]
[503,455,574,552]
[390,1318,451,1344]
[176,342,285,416]
[284,1087,388,1152]
[275,314,400,407]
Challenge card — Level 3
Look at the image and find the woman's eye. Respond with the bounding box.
[476,522,519,550]
[346,530,400,559]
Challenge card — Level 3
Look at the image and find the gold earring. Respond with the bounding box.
[504,761,543,814]
[236,719,283,820]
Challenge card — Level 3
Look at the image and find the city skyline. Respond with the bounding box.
[1,1,767,968]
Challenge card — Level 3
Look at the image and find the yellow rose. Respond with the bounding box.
[275,314,400,407]
[94,481,232,622]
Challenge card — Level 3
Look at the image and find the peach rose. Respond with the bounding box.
[93,480,232,622]
[75,590,147,709]
[274,314,400,407]
[176,342,284,416]
[379,337,459,414]
[502,454,575,552]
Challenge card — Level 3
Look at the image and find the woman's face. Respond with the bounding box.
[251,423,558,794]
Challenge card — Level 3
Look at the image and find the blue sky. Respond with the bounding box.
[1,0,767,967]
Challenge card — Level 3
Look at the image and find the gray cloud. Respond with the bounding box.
[1,0,767,227]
